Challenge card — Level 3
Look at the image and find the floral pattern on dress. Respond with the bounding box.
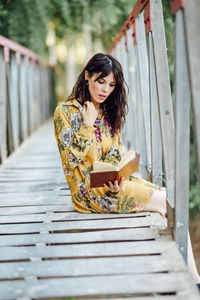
[99,196,116,212]
[61,128,74,147]
[87,189,115,212]
[68,151,82,167]
[71,112,82,133]
[104,115,114,139]
[62,163,72,177]
[78,182,87,198]
[103,145,121,166]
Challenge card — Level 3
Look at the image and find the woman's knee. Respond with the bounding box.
[144,190,167,217]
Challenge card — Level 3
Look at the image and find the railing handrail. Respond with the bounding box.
[0,35,52,165]
[0,35,40,64]
[108,0,149,53]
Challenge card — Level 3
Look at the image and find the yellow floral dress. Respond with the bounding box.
[54,98,161,214]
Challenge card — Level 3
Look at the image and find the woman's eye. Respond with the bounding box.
[98,80,104,84]
[110,84,116,87]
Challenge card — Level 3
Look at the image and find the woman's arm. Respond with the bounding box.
[54,106,95,172]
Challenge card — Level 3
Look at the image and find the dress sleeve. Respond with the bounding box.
[54,106,95,171]
[103,130,122,166]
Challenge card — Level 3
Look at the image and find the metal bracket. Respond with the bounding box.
[132,21,137,45]
[144,1,152,34]
[170,0,184,16]
[3,45,10,63]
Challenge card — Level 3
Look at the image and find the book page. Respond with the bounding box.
[93,161,117,172]
[117,149,136,170]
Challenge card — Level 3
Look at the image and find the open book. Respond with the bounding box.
[90,149,140,188]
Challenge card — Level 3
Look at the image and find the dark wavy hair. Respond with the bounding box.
[67,53,128,133]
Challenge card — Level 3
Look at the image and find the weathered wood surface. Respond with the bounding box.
[148,33,163,187]
[0,120,199,300]
[151,0,175,235]
[0,38,52,166]
[174,9,190,263]
[136,11,151,168]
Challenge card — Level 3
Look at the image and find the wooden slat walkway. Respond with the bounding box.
[0,120,199,300]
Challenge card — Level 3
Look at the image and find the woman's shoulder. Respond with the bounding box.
[54,98,83,115]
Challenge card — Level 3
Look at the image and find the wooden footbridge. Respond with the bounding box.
[0,120,198,299]
[0,0,200,299]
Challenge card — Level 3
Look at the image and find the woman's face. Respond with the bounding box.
[85,71,116,109]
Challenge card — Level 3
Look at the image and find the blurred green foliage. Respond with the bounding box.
[0,0,199,214]
[189,113,200,216]
[0,0,49,56]
[162,0,174,88]
[0,0,135,57]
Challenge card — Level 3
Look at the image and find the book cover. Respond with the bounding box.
[90,150,140,188]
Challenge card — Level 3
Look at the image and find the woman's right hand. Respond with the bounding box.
[82,101,98,126]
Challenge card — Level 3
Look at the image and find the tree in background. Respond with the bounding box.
[0,0,134,58]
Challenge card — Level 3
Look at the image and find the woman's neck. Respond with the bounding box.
[91,99,100,111]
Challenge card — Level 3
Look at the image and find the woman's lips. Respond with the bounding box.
[98,94,107,99]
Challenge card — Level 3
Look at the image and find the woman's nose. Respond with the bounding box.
[102,84,109,92]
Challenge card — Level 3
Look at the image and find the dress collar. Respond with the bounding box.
[62,98,83,112]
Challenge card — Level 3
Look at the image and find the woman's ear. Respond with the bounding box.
[84,70,89,80]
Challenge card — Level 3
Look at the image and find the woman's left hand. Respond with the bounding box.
[104,177,124,193]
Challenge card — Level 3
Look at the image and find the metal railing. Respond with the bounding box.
[109,0,200,263]
[0,35,53,163]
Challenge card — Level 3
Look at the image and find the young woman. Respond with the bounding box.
[54,53,200,286]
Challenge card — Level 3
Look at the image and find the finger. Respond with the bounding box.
[119,177,124,189]
[83,103,88,111]
[107,181,114,192]
[86,101,93,107]
[114,180,118,189]
[104,183,112,192]
[108,181,114,189]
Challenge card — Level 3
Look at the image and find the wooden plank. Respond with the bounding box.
[0,273,197,299]
[0,168,61,178]
[1,156,59,163]
[0,193,68,206]
[0,48,7,163]
[151,0,175,233]
[0,181,58,192]
[135,46,147,178]
[120,35,132,150]
[33,64,40,127]
[126,26,138,151]
[0,216,151,234]
[90,297,190,300]
[0,212,150,223]
[174,9,190,262]
[0,185,67,196]
[148,33,163,186]
[184,0,200,179]
[0,254,185,279]
[151,0,175,207]
[0,204,74,215]
[6,62,15,155]
[136,12,151,168]
[0,228,160,246]
[1,160,59,168]
[0,240,172,260]
[19,56,28,141]
[27,60,34,133]
[9,52,20,149]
